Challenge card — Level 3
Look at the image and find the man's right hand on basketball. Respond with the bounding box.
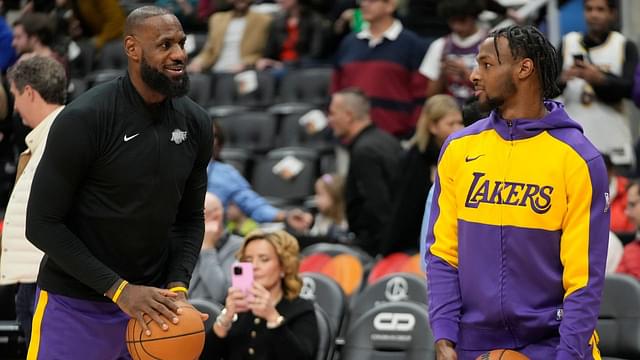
[112,283,181,336]
[435,339,457,360]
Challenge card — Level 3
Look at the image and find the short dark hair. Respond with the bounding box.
[13,13,55,46]
[334,87,371,121]
[125,6,173,36]
[438,0,483,20]
[584,0,618,10]
[7,56,67,105]
[489,25,561,99]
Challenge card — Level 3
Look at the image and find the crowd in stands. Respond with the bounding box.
[1,0,640,358]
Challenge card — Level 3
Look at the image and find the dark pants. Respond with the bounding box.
[15,282,37,347]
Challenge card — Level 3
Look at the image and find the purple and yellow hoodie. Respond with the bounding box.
[425,100,609,359]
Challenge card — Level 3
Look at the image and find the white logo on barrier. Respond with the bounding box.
[300,277,316,300]
[373,312,415,332]
[385,276,409,302]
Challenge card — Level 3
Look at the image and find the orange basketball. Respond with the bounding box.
[126,306,205,360]
[476,349,530,360]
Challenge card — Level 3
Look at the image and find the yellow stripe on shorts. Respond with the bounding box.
[27,290,49,360]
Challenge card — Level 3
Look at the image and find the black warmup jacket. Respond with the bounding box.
[26,74,213,301]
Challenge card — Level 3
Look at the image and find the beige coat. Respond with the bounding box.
[192,11,272,71]
[0,106,64,284]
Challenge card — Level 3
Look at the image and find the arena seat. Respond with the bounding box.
[276,112,335,150]
[597,274,640,360]
[252,147,319,203]
[300,273,347,337]
[300,253,333,274]
[314,304,335,360]
[278,68,332,108]
[341,301,435,360]
[187,72,212,107]
[211,71,275,108]
[350,273,428,326]
[217,112,277,153]
[367,253,411,285]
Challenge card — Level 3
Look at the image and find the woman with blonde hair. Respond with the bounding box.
[382,94,463,255]
[209,230,318,359]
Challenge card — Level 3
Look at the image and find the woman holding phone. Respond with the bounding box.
[209,230,318,359]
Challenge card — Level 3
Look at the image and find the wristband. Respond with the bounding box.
[169,286,188,294]
[111,280,129,303]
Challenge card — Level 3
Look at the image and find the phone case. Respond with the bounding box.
[231,262,254,301]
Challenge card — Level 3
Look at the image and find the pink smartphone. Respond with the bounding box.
[231,262,254,302]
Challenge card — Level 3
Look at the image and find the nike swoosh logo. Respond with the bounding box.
[465,154,484,162]
[123,133,140,142]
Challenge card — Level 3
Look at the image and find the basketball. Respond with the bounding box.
[126,306,205,360]
[476,349,530,360]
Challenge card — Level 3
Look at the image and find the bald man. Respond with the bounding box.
[25,6,212,359]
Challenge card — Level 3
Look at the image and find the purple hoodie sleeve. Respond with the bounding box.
[556,156,609,360]
[425,143,462,344]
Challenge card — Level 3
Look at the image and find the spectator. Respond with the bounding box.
[617,179,640,280]
[603,154,635,238]
[0,16,17,72]
[11,13,65,65]
[0,55,66,350]
[209,229,318,360]
[187,0,272,74]
[208,121,313,228]
[383,94,462,255]
[256,0,330,70]
[155,0,204,32]
[226,202,260,236]
[327,88,402,257]
[419,0,486,108]
[190,193,244,304]
[63,0,125,50]
[331,0,428,138]
[558,0,638,166]
[289,173,351,248]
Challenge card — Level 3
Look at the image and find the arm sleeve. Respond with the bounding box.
[592,41,639,103]
[166,116,214,286]
[189,249,227,303]
[425,143,462,344]
[420,185,435,273]
[350,148,396,254]
[25,107,121,295]
[267,308,318,360]
[419,38,445,81]
[191,15,218,70]
[556,155,609,360]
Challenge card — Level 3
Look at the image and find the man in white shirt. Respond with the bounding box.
[419,0,486,116]
[0,55,67,348]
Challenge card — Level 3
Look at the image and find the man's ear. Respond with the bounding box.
[124,36,140,62]
[23,84,35,102]
[517,58,535,80]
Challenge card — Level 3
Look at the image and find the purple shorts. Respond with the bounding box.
[27,288,132,360]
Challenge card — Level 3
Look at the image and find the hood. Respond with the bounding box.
[490,100,583,141]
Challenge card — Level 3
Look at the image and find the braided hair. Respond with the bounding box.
[490,25,561,99]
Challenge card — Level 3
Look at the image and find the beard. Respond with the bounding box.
[476,77,517,113]
[140,56,190,98]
